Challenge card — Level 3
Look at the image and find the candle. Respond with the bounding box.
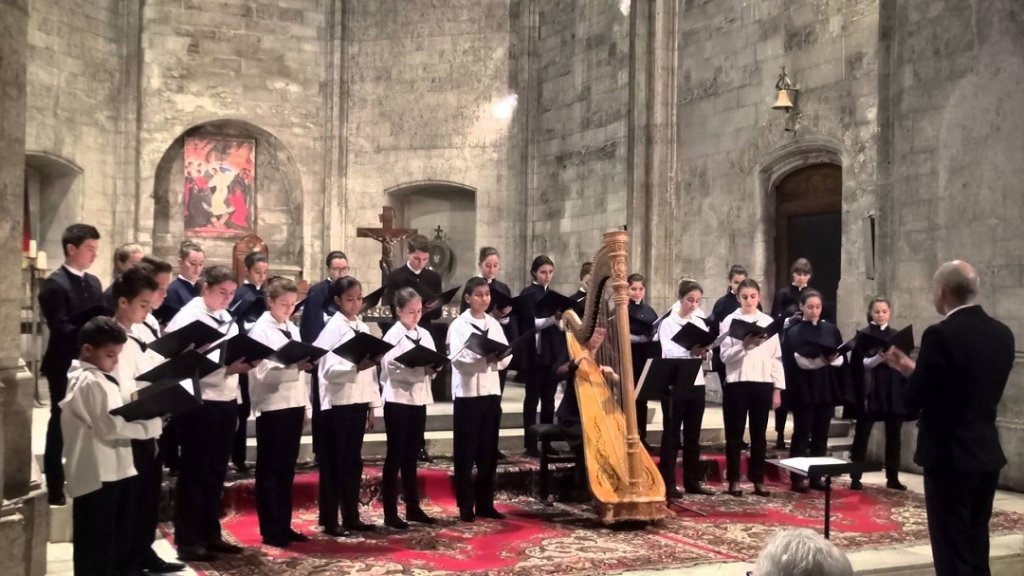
[27,240,37,258]
[36,251,47,271]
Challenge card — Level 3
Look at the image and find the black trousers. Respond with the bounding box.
[522,364,556,449]
[789,404,833,463]
[658,385,706,488]
[924,468,1000,576]
[127,439,163,569]
[453,396,502,512]
[850,417,903,481]
[321,403,370,528]
[722,382,773,483]
[44,368,68,494]
[382,403,426,517]
[73,478,131,576]
[174,399,237,547]
[232,376,252,467]
[255,407,304,541]
[310,372,323,461]
[160,419,181,472]
[775,403,789,437]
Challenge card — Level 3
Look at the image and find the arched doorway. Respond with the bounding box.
[385,180,477,285]
[774,164,842,317]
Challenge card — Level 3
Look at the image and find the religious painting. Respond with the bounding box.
[183,136,255,238]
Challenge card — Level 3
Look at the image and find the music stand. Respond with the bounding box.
[636,357,706,516]
[769,457,883,539]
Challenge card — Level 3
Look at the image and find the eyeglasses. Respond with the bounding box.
[329,266,350,274]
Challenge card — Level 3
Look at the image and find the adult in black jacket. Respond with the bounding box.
[160,241,205,323]
[39,224,104,505]
[382,236,443,328]
[886,261,1014,576]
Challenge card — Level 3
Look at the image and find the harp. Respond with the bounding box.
[563,231,669,524]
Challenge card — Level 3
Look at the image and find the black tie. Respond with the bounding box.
[103,373,120,387]
[142,322,159,339]
[129,334,148,353]
[278,328,293,340]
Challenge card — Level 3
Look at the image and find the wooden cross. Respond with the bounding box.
[356,206,417,283]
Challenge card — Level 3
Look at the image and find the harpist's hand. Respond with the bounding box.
[599,365,619,383]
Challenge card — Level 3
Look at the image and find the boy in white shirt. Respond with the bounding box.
[61,317,163,576]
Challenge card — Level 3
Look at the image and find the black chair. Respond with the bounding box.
[528,424,577,502]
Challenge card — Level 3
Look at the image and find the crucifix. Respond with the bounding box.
[356,206,417,284]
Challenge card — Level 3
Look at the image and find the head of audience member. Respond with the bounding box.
[113,243,144,275]
[751,528,853,576]
[62,224,101,271]
[406,236,431,273]
[325,251,349,281]
[728,264,748,294]
[141,257,174,311]
[78,317,128,374]
[931,260,979,316]
[478,247,501,281]
[244,252,270,288]
[531,255,555,288]
[790,258,813,289]
[199,265,237,313]
[178,241,205,283]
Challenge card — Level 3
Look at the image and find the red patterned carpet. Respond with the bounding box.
[165,456,1024,575]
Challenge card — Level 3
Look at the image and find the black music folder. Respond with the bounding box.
[229,293,266,323]
[70,304,114,327]
[489,289,523,315]
[148,320,226,358]
[111,380,202,421]
[854,325,915,355]
[332,332,394,364]
[464,332,510,358]
[630,316,657,339]
[727,318,775,341]
[394,344,448,369]
[670,322,716,350]
[420,286,460,313]
[358,286,387,315]
[635,358,704,403]
[535,290,578,318]
[151,304,180,326]
[215,333,277,366]
[136,349,222,385]
[271,341,328,366]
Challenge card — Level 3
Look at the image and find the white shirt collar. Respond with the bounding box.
[63,263,85,277]
[944,303,978,319]
[178,274,196,286]
[407,262,424,275]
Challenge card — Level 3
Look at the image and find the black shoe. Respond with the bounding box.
[342,520,377,532]
[791,481,810,494]
[287,529,310,542]
[177,546,216,562]
[48,492,67,506]
[384,516,409,530]
[206,539,243,554]
[232,461,249,474]
[141,557,187,573]
[418,448,433,463]
[666,486,684,499]
[774,436,786,450]
[741,441,750,450]
[476,508,506,520]
[753,485,771,497]
[459,509,476,522]
[850,479,864,490]
[809,478,827,491]
[262,536,291,548]
[406,508,437,525]
[886,479,908,491]
[322,525,351,537]
[684,484,716,496]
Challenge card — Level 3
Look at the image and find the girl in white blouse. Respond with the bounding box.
[448,277,513,522]
[380,287,439,529]
[719,278,785,498]
[247,278,313,547]
[312,276,383,535]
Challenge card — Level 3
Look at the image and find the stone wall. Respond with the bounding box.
[526,0,631,296]
[672,0,881,322]
[880,0,1024,489]
[137,0,330,274]
[342,0,520,290]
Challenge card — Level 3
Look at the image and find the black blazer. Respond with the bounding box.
[39,266,103,375]
[299,278,334,344]
[517,283,562,368]
[908,305,1014,472]
[164,277,199,312]
[384,264,443,327]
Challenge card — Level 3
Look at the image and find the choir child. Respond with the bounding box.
[770,258,814,449]
[848,297,909,491]
[569,261,593,315]
[626,273,659,451]
[448,277,514,521]
[313,276,382,535]
[299,250,350,465]
[230,251,270,473]
[110,266,186,574]
[247,277,313,547]
[657,279,715,497]
[102,243,145,308]
[710,265,749,386]
[61,317,162,576]
[461,247,518,393]
[40,223,103,505]
[163,240,205,316]
[518,255,562,456]
[166,266,254,562]
[380,288,439,529]
[719,279,785,497]
[782,289,845,492]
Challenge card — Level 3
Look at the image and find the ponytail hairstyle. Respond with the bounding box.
[677,279,703,299]
[478,246,500,264]
[113,243,144,273]
[727,264,748,280]
[530,255,554,280]
[798,288,824,307]
[394,287,422,310]
[866,295,892,324]
[244,251,268,270]
[178,240,203,260]
[737,278,761,294]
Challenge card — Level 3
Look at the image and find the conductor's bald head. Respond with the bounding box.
[932,260,980,314]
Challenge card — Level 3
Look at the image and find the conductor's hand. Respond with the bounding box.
[884,347,915,376]
[226,357,255,375]
[772,389,782,410]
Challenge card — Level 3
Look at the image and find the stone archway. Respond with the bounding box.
[24,152,83,262]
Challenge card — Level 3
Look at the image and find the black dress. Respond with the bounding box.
[848,325,913,420]
[782,320,846,408]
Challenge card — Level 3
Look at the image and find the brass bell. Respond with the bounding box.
[772,67,796,112]
[772,88,794,112]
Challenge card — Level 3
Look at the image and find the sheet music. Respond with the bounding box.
[778,457,847,473]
